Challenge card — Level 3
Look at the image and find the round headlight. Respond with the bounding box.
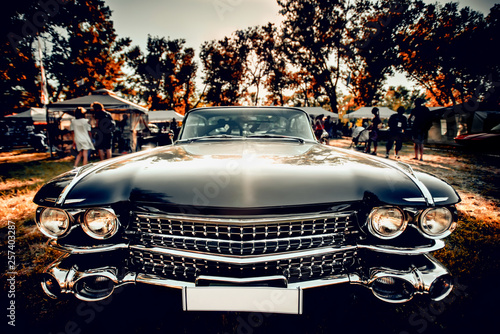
[419,207,454,238]
[82,208,119,239]
[368,207,407,239]
[37,208,70,238]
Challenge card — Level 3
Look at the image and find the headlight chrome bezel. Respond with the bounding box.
[36,207,72,238]
[418,207,455,239]
[367,206,408,239]
[81,208,119,240]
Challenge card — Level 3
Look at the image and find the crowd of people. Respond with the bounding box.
[70,102,116,168]
[313,115,353,141]
[70,101,434,168]
[69,102,179,168]
[314,99,434,161]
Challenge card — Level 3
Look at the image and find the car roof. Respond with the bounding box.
[184,106,310,116]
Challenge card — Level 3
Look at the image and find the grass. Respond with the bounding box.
[0,151,74,227]
[0,150,81,329]
[1,143,499,333]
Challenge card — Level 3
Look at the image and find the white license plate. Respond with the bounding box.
[182,286,303,314]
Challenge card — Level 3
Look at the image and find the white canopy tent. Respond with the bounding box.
[147,110,184,122]
[344,107,395,120]
[48,89,148,113]
[45,90,149,156]
[6,107,73,123]
[298,107,339,121]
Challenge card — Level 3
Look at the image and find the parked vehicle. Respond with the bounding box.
[34,106,460,314]
[454,123,500,150]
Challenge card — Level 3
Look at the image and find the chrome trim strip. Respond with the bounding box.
[403,197,449,203]
[56,150,156,205]
[135,211,354,225]
[195,275,288,287]
[135,273,351,290]
[357,239,445,254]
[289,274,351,289]
[136,273,193,289]
[384,160,435,206]
[337,147,435,206]
[49,238,443,256]
[64,198,86,204]
[48,239,129,254]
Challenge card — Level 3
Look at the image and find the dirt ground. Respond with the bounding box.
[1,140,499,334]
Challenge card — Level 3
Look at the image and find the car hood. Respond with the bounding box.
[34,140,460,209]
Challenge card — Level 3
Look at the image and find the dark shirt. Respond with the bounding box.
[371,115,382,132]
[95,110,115,136]
[388,113,408,134]
[409,105,432,133]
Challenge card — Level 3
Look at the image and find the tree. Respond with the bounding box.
[45,0,130,101]
[199,33,249,106]
[1,0,50,116]
[473,4,500,111]
[255,23,292,106]
[126,36,197,113]
[1,0,130,116]
[381,85,426,111]
[395,1,489,106]
[277,0,350,113]
[344,0,410,106]
[243,23,295,106]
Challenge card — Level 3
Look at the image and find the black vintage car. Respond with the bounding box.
[34,106,460,314]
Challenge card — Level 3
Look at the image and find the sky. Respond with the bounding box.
[105,0,283,51]
[104,0,499,90]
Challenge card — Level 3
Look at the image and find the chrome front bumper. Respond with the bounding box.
[41,245,453,314]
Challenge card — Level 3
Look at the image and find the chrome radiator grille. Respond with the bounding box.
[129,248,359,283]
[127,212,360,256]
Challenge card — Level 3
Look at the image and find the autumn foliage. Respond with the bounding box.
[1,0,499,117]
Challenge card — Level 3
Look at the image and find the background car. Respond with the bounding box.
[454,123,500,150]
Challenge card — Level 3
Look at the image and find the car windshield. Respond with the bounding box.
[178,107,316,142]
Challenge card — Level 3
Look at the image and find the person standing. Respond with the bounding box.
[365,107,382,155]
[118,114,131,154]
[409,98,432,161]
[385,106,408,159]
[324,116,332,138]
[92,102,114,160]
[313,115,324,141]
[71,107,94,168]
[171,118,180,141]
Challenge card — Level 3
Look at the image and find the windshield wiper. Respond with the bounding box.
[245,134,305,143]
